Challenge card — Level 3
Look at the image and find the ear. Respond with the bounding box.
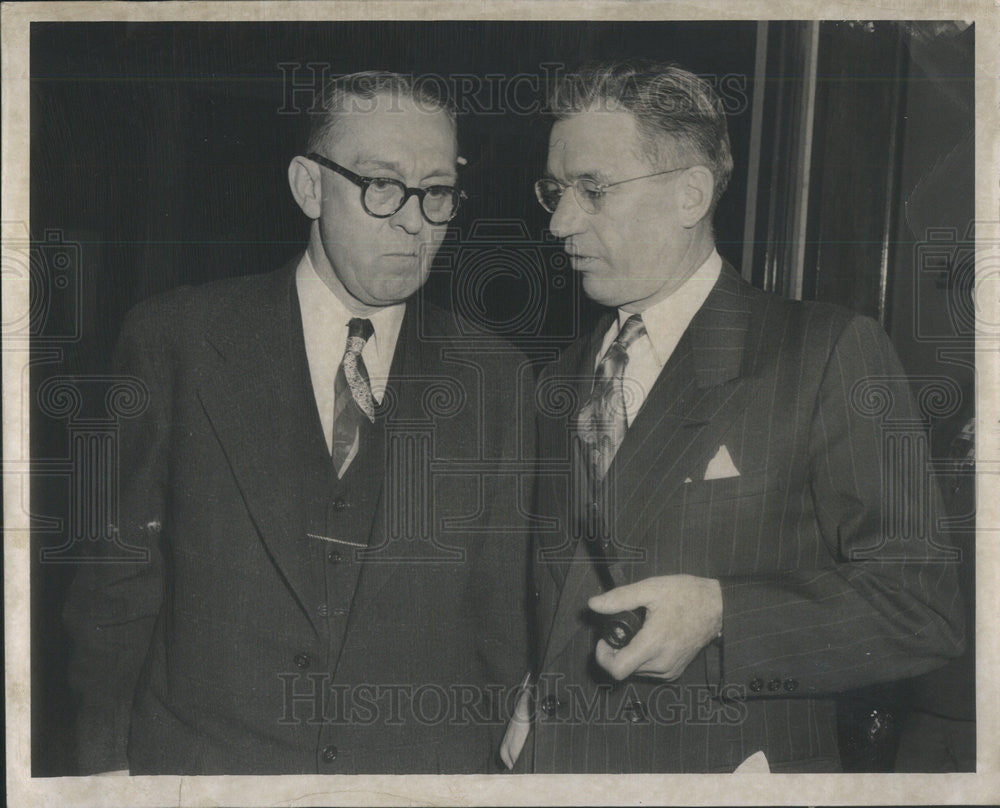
[288,156,322,220]
[677,165,715,227]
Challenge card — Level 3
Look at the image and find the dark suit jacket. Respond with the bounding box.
[529,264,964,773]
[65,260,534,774]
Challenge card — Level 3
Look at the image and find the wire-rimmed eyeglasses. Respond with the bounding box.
[306,152,466,225]
[534,166,693,215]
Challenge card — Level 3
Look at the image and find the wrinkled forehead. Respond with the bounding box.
[546,108,651,180]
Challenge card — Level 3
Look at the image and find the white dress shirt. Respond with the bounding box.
[295,252,405,471]
[597,250,722,427]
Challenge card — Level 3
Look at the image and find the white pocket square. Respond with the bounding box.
[702,444,740,481]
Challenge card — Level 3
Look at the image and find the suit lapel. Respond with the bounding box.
[611,265,758,551]
[536,309,616,590]
[543,264,761,665]
[197,262,330,636]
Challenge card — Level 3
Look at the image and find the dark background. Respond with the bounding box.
[28,20,973,775]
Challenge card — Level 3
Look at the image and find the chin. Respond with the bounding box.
[581,278,621,309]
[372,281,425,306]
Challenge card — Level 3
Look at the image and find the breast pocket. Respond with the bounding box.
[680,470,770,505]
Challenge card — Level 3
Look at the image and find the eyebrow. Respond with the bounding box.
[354,156,458,184]
[544,169,609,184]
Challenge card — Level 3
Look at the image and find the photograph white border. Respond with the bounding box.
[3,2,998,805]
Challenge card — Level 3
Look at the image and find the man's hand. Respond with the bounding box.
[588,575,723,680]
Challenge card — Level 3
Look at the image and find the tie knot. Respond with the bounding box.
[594,314,645,382]
[345,318,374,354]
[613,314,645,351]
[348,317,374,342]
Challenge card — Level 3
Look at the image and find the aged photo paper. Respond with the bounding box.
[3,1,998,805]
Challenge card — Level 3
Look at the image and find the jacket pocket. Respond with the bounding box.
[680,470,771,505]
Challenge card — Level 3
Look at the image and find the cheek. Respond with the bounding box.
[417,229,446,264]
[425,226,447,247]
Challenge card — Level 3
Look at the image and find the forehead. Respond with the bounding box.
[328,93,457,172]
[547,108,651,179]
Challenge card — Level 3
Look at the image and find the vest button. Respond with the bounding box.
[333,499,350,512]
[540,695,560,716]
[622,700,648,723]
[293,652,311,669]
[749,678,764,693]
[327,549,343,564]
[321,744,338,763]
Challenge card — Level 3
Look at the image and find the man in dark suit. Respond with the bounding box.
[501,61,964,773]
[65,72,531,775]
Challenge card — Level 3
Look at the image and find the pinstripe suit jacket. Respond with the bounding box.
[528,264,964,773]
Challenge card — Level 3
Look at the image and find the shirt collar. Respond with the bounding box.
[618,250,722,366]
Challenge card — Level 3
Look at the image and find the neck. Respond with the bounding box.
[620,230,715,315]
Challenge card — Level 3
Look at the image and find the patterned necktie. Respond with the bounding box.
[576,314,647,482]
[576,314,648,648]
[332,317,375,474]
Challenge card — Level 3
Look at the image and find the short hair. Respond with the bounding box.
[306,71,457,154]
[548,60,733,209]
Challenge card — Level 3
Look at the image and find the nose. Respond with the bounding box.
[392,193,425,235]
[548,189,584,240]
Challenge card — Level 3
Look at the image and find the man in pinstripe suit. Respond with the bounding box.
[500,61,964,773]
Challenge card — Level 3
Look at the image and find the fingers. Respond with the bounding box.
[594,626,658,680]
[588,578,654,614]
[596,636,687,681]
[594,638,631,680]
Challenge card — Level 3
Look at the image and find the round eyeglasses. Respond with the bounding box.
[534,166,693,215]
[306,152,466,225]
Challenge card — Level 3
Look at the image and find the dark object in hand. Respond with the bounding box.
[601,606,646,649]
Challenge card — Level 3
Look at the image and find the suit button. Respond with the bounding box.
[783,678,798,692]
[327,549,343,564]
[767,678,781,692]
[749,678,764,693]
[332,499,350,512]
[540,695,560,716]
[317,604,328,618]
[532,590,540,601]
[293,653,311,669]
[622,700,648,723]
[321,744,338,763]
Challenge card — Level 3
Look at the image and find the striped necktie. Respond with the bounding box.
[575,314,647,481]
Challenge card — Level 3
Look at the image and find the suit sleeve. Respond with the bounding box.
[715,314,965,696]
[63,303,171,773]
